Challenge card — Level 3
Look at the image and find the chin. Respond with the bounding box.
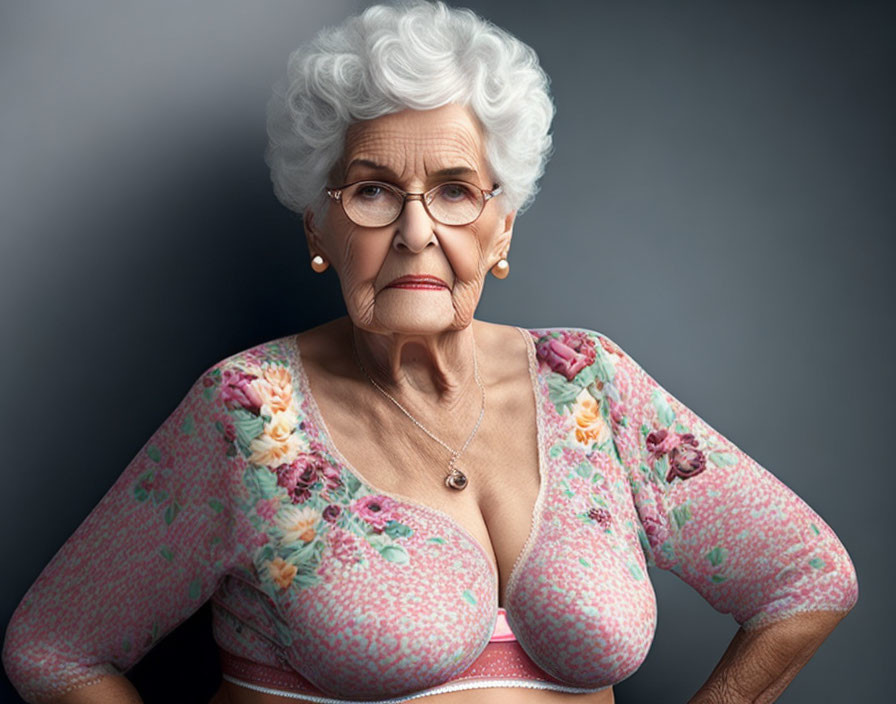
[366,306,469,335]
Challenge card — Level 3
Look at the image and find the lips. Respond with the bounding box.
[386,275,448,288]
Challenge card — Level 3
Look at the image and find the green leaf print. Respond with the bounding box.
[344,473,362,495]
[427,537,447,544]
[709,452,738,467]
[159,546,175,562]
[379,544,410,565]
[546,373,584,414]
[384,521,414,539]
[651,389,675,428]
[659,541,676,563]
[579,557,592,568]
[181,413,196,436]
[208,498,225,513]
[706,546,727,567]
[188,578,202,600]
[284,541,318,564]
[653,455,669,484]
[576,364,597,388]
[231,408,265,456]
[575,462,592,479]
[710,574,728,583]
[670,503,692,530]
[461,589,477,606]
[164,501,182,526]
[590,354,614,385]
[809,557,825,569]
[146,445,162,463]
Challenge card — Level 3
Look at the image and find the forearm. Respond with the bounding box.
[39,674,142,704]
[687,609,850,704]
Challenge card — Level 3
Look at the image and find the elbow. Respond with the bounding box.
[738,546,859,632]
[3,607,117,703]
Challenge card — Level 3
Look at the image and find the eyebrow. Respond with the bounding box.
[346,159,479,180]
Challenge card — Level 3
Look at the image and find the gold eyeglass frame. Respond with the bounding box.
[325,179,503,227]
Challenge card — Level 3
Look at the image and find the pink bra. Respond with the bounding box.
[218,608,603,701]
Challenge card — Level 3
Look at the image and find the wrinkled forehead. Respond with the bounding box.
[335,104,493,186]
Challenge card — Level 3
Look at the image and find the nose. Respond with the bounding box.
[392,195,438,253]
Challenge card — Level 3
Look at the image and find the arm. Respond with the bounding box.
[2,364,248,703]
[41,675,142,704]
[688,610,847,703]
[589,331,858,695]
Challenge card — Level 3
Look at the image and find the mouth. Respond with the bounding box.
[385,275,449,290]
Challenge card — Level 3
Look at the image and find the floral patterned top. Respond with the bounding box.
[2,326,858,703]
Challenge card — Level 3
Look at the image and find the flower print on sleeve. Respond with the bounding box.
[590,330,859,631]
[2,363,249,703]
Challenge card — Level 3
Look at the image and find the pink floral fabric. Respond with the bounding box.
[1,327,858,702]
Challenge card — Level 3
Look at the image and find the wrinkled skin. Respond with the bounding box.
[302,103,516,401]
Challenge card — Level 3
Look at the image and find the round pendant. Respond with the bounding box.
[445,468,468,490]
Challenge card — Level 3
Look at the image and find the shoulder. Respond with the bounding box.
[187,333,305,426]
[523,325,627,365]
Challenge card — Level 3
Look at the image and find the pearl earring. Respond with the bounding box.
[310,254,329,273]
[491,258,509,279]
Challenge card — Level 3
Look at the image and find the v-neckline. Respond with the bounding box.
[285,325,549,612]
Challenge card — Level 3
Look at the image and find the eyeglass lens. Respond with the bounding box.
[342,182,485,227]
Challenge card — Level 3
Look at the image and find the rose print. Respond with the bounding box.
[275,452,342,504]
[645,428,680,460]
[535,331,598,381]
[322,504,342,522]
[221,367,266,415]
[666,434,706,481]
[253,365,294,414]
[646,429,707,482]
[248,429,303,469]
[351,494,399,533]
[266,408,300,444]
[588,507,612,527]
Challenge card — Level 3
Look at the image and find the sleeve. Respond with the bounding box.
[2,362,248,703]
[595,331,859,632]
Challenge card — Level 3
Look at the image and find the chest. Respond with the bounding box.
[221,332,658,700]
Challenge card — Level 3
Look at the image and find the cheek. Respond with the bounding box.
[441,232,487,281]
[339,234,391,281]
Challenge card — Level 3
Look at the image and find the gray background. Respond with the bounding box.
[1,1,892,702]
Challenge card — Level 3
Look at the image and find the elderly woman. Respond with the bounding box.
[2,2,858,703]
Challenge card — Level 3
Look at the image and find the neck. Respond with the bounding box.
[348,318,481,411]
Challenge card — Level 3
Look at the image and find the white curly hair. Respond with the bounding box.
[265,0,555,219]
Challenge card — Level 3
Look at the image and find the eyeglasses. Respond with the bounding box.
[326,179,503,228]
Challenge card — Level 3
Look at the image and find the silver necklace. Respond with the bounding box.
[350,330,485,491]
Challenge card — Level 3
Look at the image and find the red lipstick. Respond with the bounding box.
[385,275,448,290]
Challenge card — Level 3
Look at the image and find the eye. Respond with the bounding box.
[437,182,476,202]
[357,183,388,199]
